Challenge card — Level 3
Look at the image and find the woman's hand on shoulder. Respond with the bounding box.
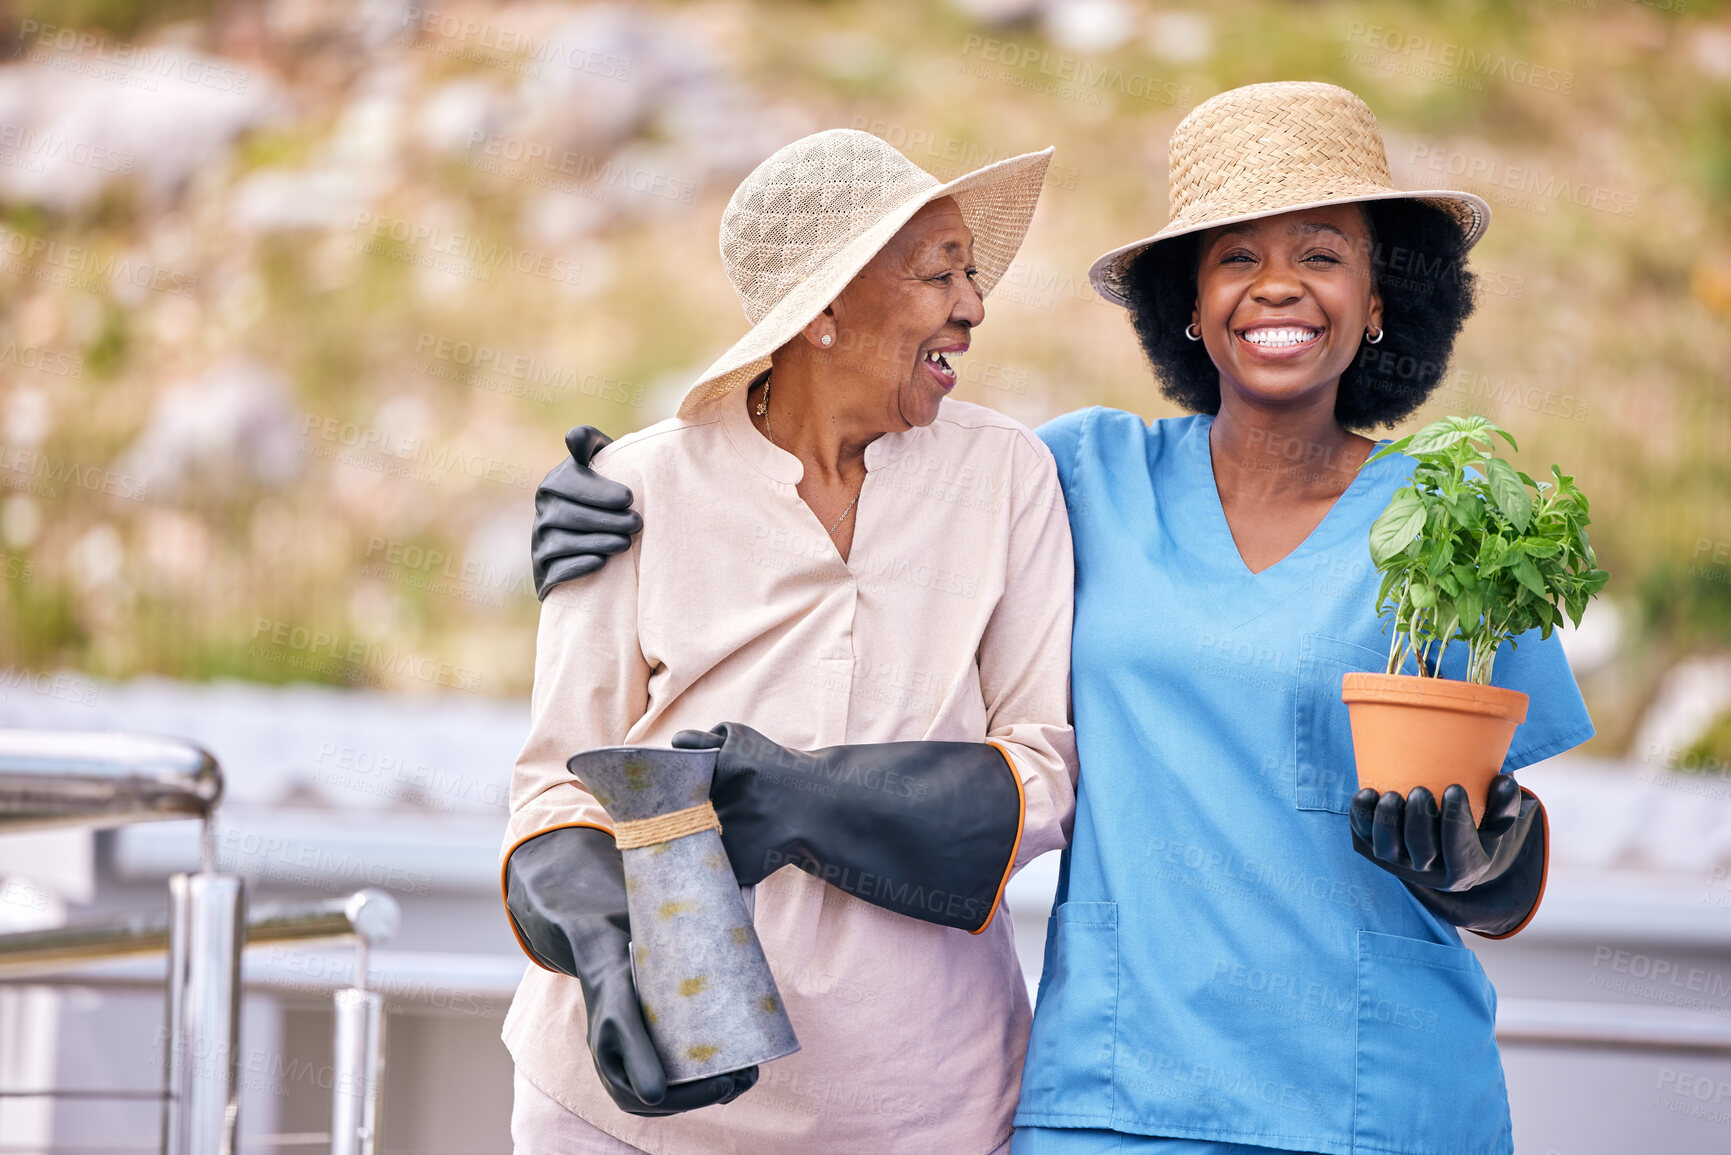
[531,426,643,599]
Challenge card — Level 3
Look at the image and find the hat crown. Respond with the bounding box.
[720,129,939,324]
[1167,81,1392,228]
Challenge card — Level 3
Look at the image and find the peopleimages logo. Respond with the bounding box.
[1407,145,1638,219]
[414,332,645,407]
[0,341,83,379]
[400,7,633,80]
[300,415,533,489]
[1345,23,1575,94]
[350,212,582,286]
[0,122,134,174]
[18,21,251,93]
[958,35,1189,105]
[248,617,484,693]
[0,226,198,297]
[464,132,696,204]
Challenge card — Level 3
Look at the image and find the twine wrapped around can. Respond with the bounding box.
[568,746,799,1084]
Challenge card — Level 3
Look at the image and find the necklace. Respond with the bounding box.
[824,491,861,537]
[756,372,862,538]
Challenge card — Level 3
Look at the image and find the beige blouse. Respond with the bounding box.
[501,385,1078,1155]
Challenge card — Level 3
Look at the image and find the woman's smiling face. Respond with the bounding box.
[824,196,984,431]
[1193,204,1384,411]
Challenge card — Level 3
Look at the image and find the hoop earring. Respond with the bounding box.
[1365,326,1384,345]
[1184,322,1202,342]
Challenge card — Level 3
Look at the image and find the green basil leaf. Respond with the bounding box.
[1408,422,1473,455]
[1369,495,1428,566]
[1457,588,1484,629]
[1512,554,1549,599]
[1364,436,1413,466]
[1446,494,1483,529]
[1485,456,1533,534]
[1478,538,1507,572]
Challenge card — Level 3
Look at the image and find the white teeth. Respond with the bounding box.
[1242,326,1318,347]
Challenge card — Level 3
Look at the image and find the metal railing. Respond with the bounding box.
[1496,995,1731,1053]
[0,728,397,1155]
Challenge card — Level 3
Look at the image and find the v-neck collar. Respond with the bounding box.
[1183,413,1393,581]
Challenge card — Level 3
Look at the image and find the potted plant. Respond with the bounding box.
[1343,415,1610,821]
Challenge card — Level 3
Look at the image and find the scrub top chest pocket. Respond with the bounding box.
[1295,634,1397,814]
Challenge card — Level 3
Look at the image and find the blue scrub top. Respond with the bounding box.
[1014,410,1593,1155]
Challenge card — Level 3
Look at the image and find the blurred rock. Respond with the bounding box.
[416,77,512,154]
[813,31,889,84]
[1522,756,1731,876]
[2,385,51,447]
[1633,655,1731,766]
[1557,597,1623,677]
[0,49,274,211]
[231,64,407,230]
[1144,11,1213,65]
[1692,26,1731,79]
[513,3,664,155]
[520,188,611,245]
[140,508,214,591]
[1043,0,1134,56]
[68,523,124,592]
[463,504,534,601]
[0,495,40,549]
[949,0,1046,24]
[119,358,304,496]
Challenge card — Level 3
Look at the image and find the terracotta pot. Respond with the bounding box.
[1340,672,1529,825]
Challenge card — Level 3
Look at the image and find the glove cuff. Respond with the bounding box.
[712,728,1025,933]
[500,822,622,977]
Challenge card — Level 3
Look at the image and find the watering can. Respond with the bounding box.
[568,745,799,1083]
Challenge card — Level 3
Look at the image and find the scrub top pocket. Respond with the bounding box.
[1294,634,1388,814]
[1352,931,1511,1155]
[1017,902,1118,1127]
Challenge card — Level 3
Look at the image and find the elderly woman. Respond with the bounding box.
[501,129,1077,1155]
[536,84,1594,1155]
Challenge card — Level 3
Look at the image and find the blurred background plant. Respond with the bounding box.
[0,0,1727,762]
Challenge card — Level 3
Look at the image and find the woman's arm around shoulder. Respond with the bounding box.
[977,427,1079,866]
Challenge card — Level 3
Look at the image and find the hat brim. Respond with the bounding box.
[1086,187,1491,309]
[677,147,1055,419]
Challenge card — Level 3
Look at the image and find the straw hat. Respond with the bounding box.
[1088,81,1491,308]
[677,129,1053,418]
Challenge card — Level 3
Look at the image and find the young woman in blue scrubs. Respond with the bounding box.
[525,82,1590,1155]
[1010,83,1587,1155]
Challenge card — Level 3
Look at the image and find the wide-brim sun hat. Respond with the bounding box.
[677,129,1053,418]
[1087,80,1491,308]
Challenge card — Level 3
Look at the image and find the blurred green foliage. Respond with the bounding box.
[0,0,1725,754]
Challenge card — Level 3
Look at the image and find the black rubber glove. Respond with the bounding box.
[532,426,641,600]
[672,723,1023,933]
[503,826,757,1114]
[1349,774,1548,936]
